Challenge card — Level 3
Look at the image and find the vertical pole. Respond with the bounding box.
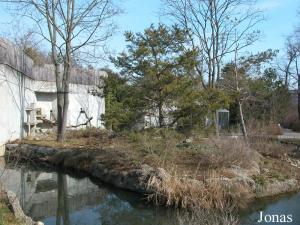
[20,168,26,209]
[20,51,25,139]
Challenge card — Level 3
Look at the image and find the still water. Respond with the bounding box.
[240,192,300,225]
[0,161,178,225]
[0,160,299,225]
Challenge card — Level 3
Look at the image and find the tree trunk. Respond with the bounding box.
[238,100,247,140]
[57,62,71,142]
[62,175,70,225]
[57,173,70,225]
[298,78,300,120]
[57,11,72,142]
[158,101,164,128]
[56,91,65,141]
[295,59,300,120]
[214,111,219,137]
[56,93,69,142]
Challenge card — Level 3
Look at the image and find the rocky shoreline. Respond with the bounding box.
[4,143,300,210]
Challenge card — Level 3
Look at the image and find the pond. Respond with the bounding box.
[0,158,299,225]
[240,192,300,225]
[0,159,178,225]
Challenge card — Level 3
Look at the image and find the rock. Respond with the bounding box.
[185,138,193,143]
[5,190,35,225]
[262,168,270,173]
[5,144,19,149]
[90,162,158,193]
[34,222,44,225]
[154,167,171,182]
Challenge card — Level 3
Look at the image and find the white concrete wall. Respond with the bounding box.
[0,65,26,150]
[0,64,105,148]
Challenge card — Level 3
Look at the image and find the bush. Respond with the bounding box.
[247,120,283,136]
[198,137,255,169]
[252,175,267,187]
[291,120,300,132]
[282,111,297,129]
[250,138,287,158]
[265,123,283,135]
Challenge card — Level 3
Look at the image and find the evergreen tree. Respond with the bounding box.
[100,69,144,131]
[112,24,198,127]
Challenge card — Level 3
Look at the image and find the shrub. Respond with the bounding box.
[247,120,283,136]
[265,123,283,135]
[199,137,255,169]
[282,111,297,129]
[252,175,267,187]
[250,138,288,159]
[291,120,300,132]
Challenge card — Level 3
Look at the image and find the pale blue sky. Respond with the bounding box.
[110,0,300,52]
[0,0,299,67]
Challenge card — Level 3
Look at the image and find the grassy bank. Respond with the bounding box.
[17,128,300,212]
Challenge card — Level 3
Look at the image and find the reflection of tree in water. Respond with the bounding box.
[96,194,179,225]
[56,173,70,225]
[1,166,200,225]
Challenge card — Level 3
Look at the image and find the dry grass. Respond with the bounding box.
[18,127,300,212]
[247,120,283,136]
[200,137,254,169]
[146,169,253,211]
[175,209,239,225]
[250,137,292,159]
[20,128,258,177]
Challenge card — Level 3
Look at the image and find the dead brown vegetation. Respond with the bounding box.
[147,171,252,211]
[19,127,300,213]
[250,138,290,159]
[247,120,283,136]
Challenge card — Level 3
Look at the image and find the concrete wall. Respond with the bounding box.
[0,64,105,149]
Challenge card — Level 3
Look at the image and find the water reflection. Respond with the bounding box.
[239,193,300,225]
[56,174,70,225]
[0,161,178,225]
[2,160,299,225]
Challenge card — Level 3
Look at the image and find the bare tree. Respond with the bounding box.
[219,60,249,139]
[161,0,263,88]
[283,35,300,119]
[1,0,120,141]
[283,36,300,87]
[219,48,277,139]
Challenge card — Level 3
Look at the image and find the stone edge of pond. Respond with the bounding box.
[4,143,300,203]
[2,189,44,225]
[4,143,165,195]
